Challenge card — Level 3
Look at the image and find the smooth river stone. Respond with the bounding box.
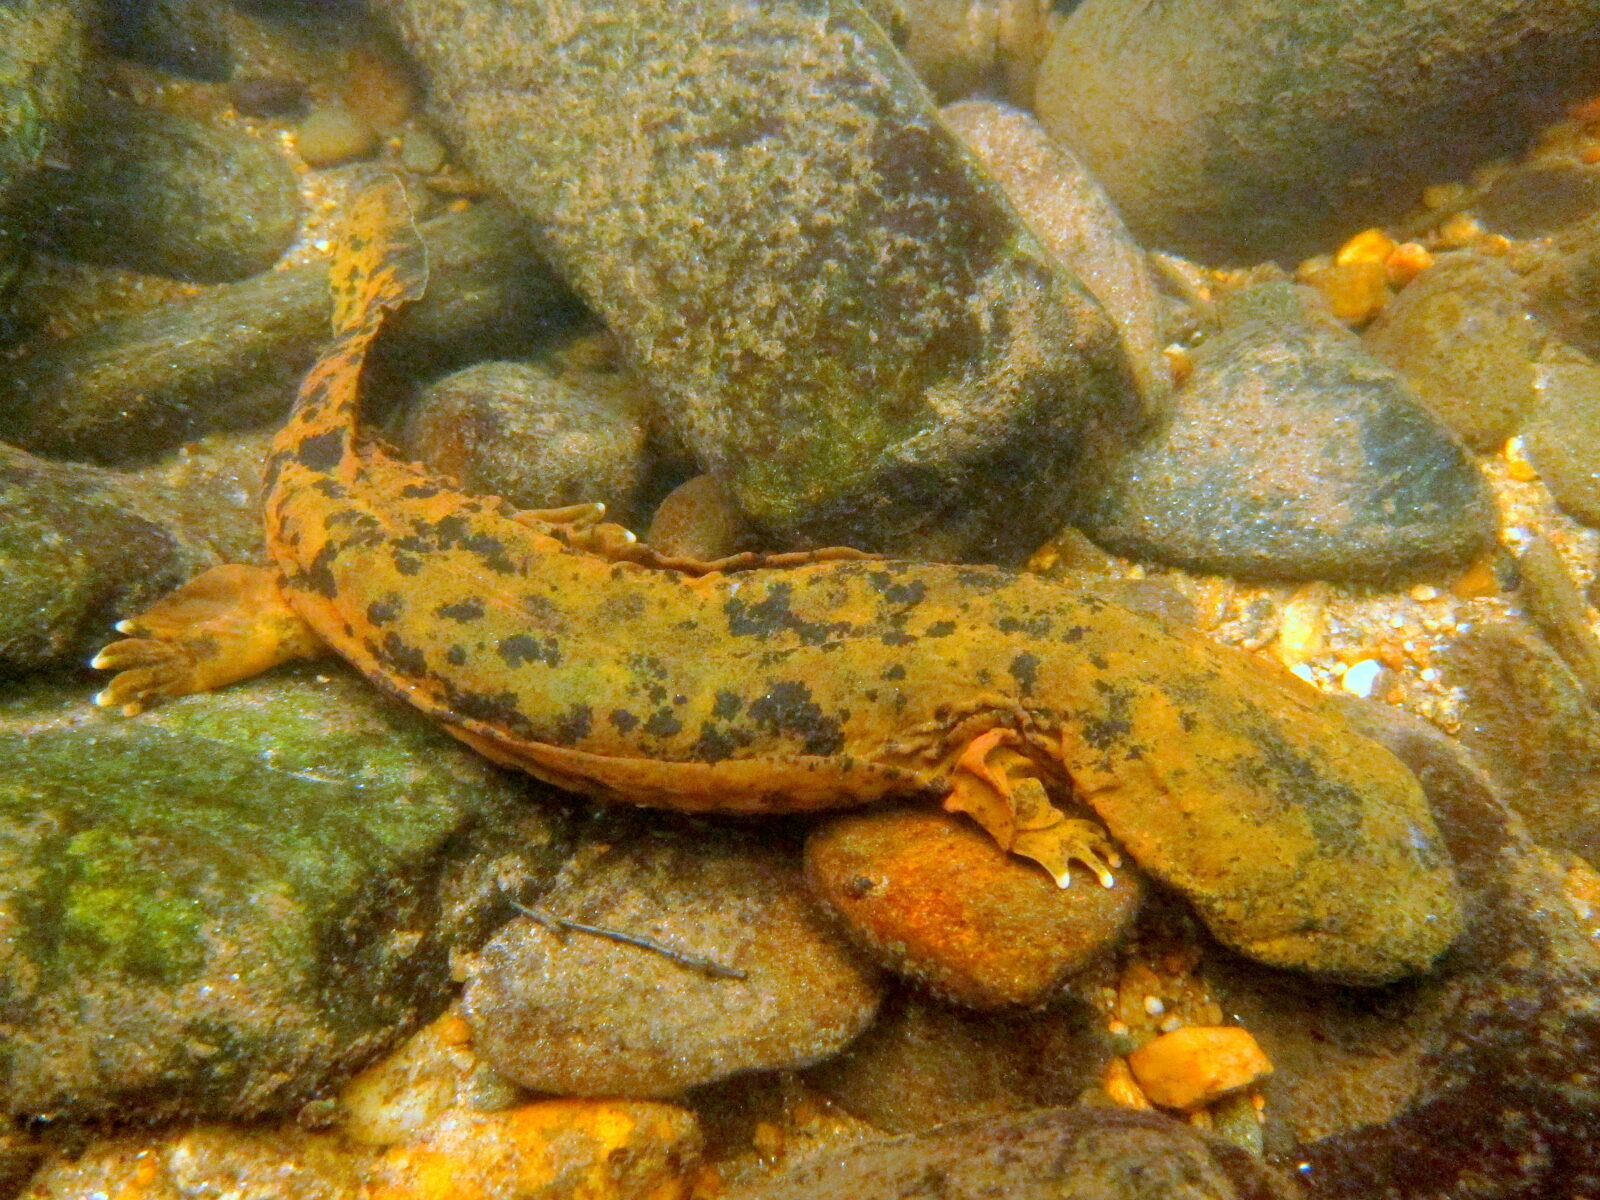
[1034,0,1600,264]
[378,0,1139,564]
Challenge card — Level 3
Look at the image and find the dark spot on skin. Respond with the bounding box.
[436,597,486,623]
[954,568,1004,591]
[1180,711,1198,733]
[1089,653,1109,671]
[924,620,956,638]
[376,631,428,678]
[712,690,742,720]
[997,613,1053,638]
[437,683,535,740]
[294,429,345,473]
[693,723,754,762]
[301,543,339,598]
[555,704,592,743]
[1079,716,1132,751]
[884,580,927,607]
[748,680,844,756]
[366,597,401,625]
[497,634,559,668]
[646,683,667,704]
[643,708,683,738]
[880,630,915,646]
[1009,652,1040,698]
[883,664,906,681]
[724,581,851,647]
[610,709,639,733]
[312,477,347,500]
[401,483,441,499]
[393,550,423,576]
[446,645,467,666]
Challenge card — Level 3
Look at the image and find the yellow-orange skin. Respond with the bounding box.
[107,181,1463,985]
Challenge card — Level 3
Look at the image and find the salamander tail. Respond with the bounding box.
[330,173,429,337]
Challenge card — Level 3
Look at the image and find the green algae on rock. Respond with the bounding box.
[378,0,1139,563]
[0,669,572,1122]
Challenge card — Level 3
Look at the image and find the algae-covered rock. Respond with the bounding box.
[1035,0,1600,264]
[0,669,573,1122]
[380,0,1139,563]
[40,99,299,283]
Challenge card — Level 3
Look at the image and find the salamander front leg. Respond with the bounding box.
[944,727,1121,888]
[92,563,326,714]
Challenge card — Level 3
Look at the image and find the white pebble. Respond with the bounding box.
[1340,659,1384,698]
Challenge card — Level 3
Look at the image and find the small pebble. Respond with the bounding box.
[645,474,751,562]
[1525,342,1600,527]
[295,102,378,166]
[230,76,310,119]
[399,127,448,174]
[1517,535,1600,711]
[1125,1026,1273,1112]
[1341,659,1385,699]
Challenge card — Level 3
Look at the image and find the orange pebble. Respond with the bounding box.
[1335,227,1396,267]
[1450,557,1499,599]
[1569,94,1600,123]
[1301,260,1390,323]
[1126,1026,1273,1111]
[1103,1056,1154,1109]
[436,1012,472,1046]
[1384,242,1433,287]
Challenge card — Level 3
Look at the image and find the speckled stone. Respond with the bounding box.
[1035,0,1600,264]
[379,0,1139,563]
[464,825,884,1098]
[1363,253,1539,451]
[401,359,651,529]
[941,99,1168,412]
[805,805,1141,1008]
[1074,282,1498,583]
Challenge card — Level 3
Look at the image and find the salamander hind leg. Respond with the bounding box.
[944,727,1122,889]
[92,563,325,714]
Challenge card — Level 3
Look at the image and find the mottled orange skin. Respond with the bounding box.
[98,181,1463,984]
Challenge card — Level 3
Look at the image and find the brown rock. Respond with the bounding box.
[803,988,1105,1133]
[464,824,884,1098]
[805,805,1142,1008]
[1363,253,1540,450]
[645,474,752,562]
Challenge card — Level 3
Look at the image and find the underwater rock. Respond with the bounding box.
[1074,282,1497,583]
[294,102,378,166]
[645,474,753,562]
[0,441,247,670]
[1363,253,1540,451]
[99,0,234,82]
[0,670,572,1122]
[1525,342,1600,528]
[1526,210,1600,362]
[803,989,1105,1133]
[402,358,652,529]
[380,0,1140,564]
[1516,535,1600,712]
[719,1105,1297,1200]
[805,805,1142,1008]
[1440,620,1600,868]
[464,824,884,1098]
[1209,698,1600,1199]
[0,201,582,465]
[39,99,300,283]
[1034,0,1600,264]
[366,1101,703,1200]
[0,0,87,296]
[942,99,1169,413]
